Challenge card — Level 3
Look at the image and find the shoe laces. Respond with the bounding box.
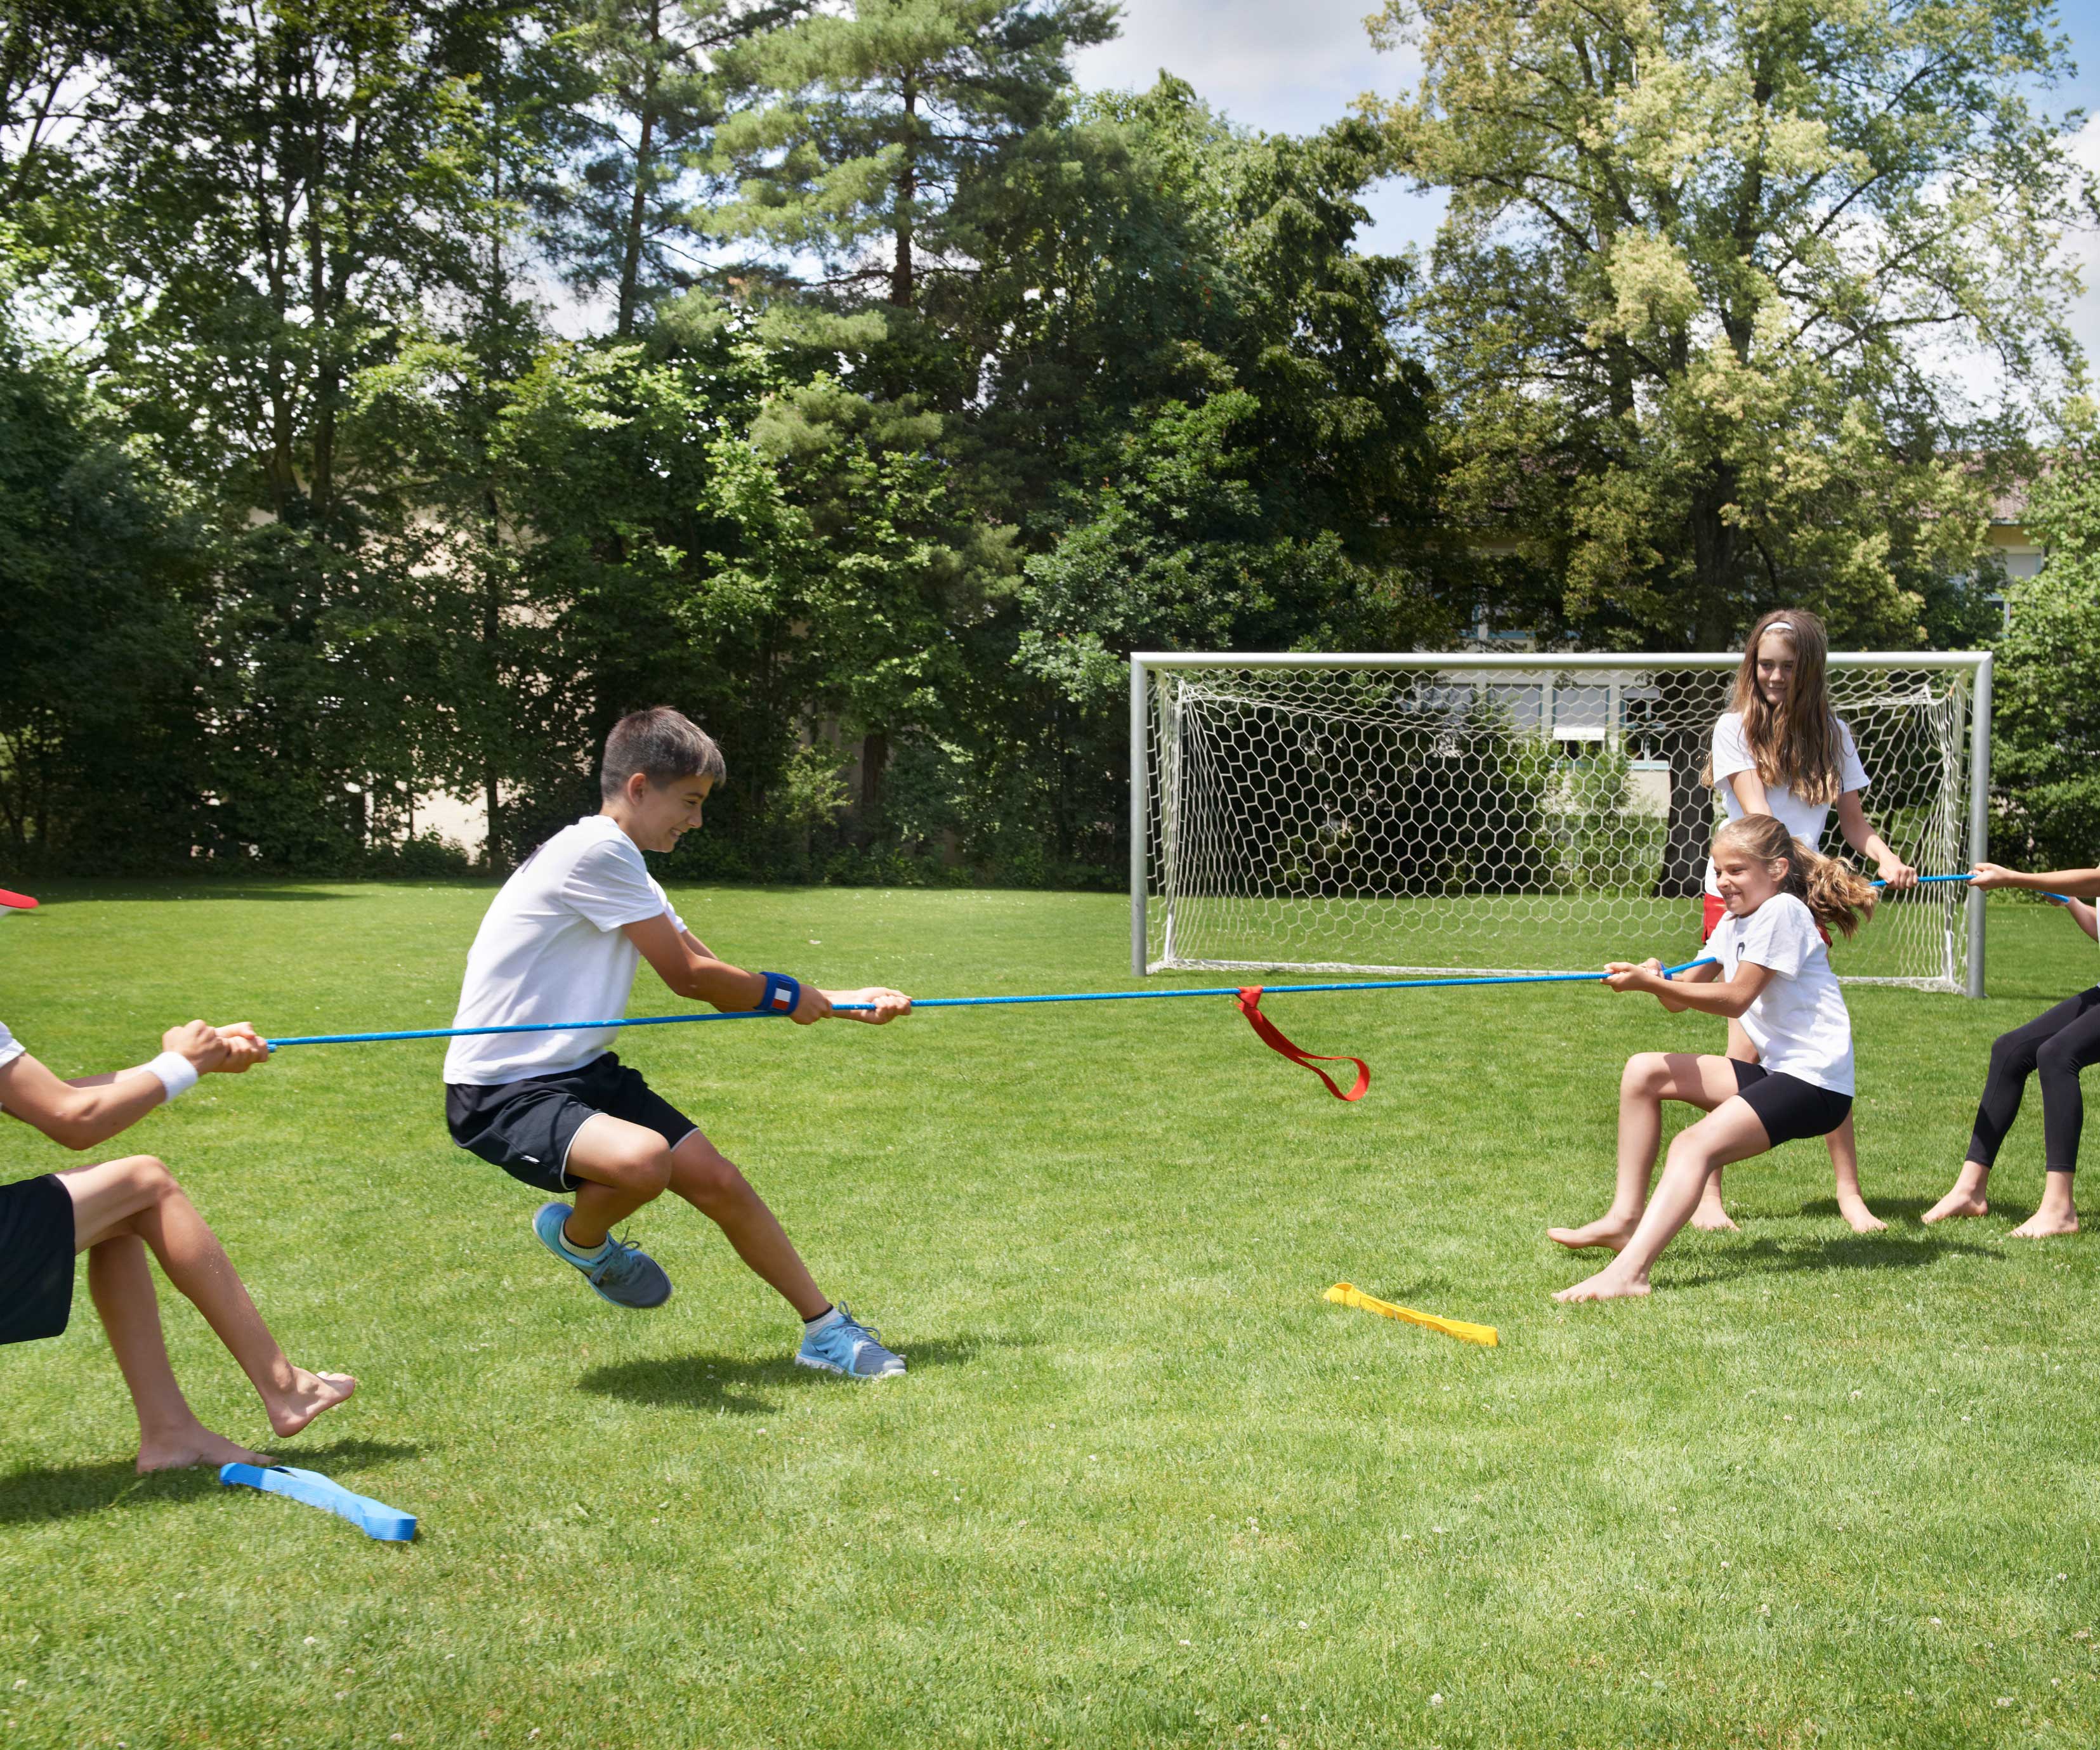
[587,1234,645,1285]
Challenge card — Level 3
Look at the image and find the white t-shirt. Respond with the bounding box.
[443,816,686,1087]
[0,1021,21,1071]
[1704,712,1870,897]
[1704,892,1854,1095]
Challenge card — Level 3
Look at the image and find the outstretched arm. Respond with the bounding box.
[1605,958,1771,1018]
[0,1022,266,1151]
[622,915,910,1026]
[1972,862,2100,901]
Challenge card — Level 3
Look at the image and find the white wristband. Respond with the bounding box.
[146,1051,200,1104]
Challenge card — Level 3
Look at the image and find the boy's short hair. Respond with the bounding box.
[600,707,727,800]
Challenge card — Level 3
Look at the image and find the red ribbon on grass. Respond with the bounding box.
[1235,988,1370,1102]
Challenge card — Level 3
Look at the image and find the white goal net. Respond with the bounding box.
[1131,652,1992,995]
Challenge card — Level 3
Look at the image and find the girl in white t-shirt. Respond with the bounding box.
[1697,608,1915,1236]
[1550,814,1878,1302]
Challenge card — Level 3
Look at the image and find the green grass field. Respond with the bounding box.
[2,882,2097,1749]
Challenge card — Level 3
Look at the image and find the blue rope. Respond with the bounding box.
[263,955,1721,1050]
[257,871,2076,1052]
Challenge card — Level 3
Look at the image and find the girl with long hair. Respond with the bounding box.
[1697,608,1916,1233]
[1551,816,1879,1301]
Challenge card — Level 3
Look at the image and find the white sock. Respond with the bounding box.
[803,1304,843,1334]
[560,1227,611,1264]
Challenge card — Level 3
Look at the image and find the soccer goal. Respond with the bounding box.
[1130,651,1993,995]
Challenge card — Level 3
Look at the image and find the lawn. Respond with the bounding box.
[1,882,2096,1749]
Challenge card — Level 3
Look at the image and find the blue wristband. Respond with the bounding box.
[757,972,801,1017]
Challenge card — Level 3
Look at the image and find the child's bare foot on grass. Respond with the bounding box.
[137,1422,271,1474]
[1837,1197,1888,1234]
[2009,1207,2078,1239]
[1547,1215,1638,1252]
[265,1370,357,1438]
[1688,1194,1740,1232]
[1553,1268,1651,1303]
[1922,1164,1990,1224]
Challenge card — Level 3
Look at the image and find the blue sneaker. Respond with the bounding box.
[795,1304,905,1379]
[532,1203,672,1309]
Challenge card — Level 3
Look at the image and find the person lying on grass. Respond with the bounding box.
[1549,814,1876,1303]
[443,706,914,1379]
[1922,860,2100,1239]
[0,1016,355,1470]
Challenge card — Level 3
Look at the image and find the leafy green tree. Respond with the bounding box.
[0,315,209,870]
[1368,0,2092,649]
[711,0,1114,309]
[1991,427,2100,868]
[549,0,804,336]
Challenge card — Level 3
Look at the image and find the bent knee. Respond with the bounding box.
[113,1154,178,1198]
[1623,1052,1671,1092]
[673,1139,746,1201]
[2037,1037,2085,1080]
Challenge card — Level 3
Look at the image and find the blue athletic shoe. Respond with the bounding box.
[532,1202,672,1309]
[795,1304,905,1379]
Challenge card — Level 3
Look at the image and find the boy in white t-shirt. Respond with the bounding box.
[1549,814,1877,1302]
[444,707,914,1379]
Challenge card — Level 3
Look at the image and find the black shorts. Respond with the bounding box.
[0,1174,75,1347]
[1731,1061,1852,1147]
[445,1053,699,1194]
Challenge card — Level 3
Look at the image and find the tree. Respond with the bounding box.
[1991,425,2100,868]
[1368,0,2092,651]
[711,0,1115,310]
[549,0,804,336]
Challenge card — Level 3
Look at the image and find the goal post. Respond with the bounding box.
[1131,650,1993,996]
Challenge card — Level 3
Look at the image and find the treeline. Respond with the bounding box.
[0,0,2090,882]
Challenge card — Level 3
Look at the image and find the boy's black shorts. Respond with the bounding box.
[1730,1060,1853,1147]
[0,1174,75,1347]
[445,1052,699,1194]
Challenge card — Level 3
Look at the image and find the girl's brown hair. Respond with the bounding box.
[1709,608,1847,805]
[1712,814,1877,939]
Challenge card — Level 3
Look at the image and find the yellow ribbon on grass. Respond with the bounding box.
[1325,1281,1498,1348]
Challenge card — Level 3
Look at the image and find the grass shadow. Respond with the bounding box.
[579,1337,985,1414]
[1667,1231,2002,1290]
[0,1437,421,1527]
[0,1459,217,1525]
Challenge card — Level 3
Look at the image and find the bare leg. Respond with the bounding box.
[2009,1170,2079,1239]
[1550,1054,1743,1252]
[1693,1019,1754,1232]
[61,1157,355,1459]
[1825,1114,1885,1232]
[86,1234,269,1472]
[558,1113,677,1249]
[666,1129,829,1319]
[1922,1160,1991,1224]
[1556,1099,1775,1301]
[557,1117,829,1317]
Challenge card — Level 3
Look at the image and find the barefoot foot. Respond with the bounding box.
[1921,1189,1988,1224]
[1547,1216,1639,1253]
[266,1370,357,1439]
[136,1424,271,1474]
[1553,1268,1651,1303]
[2008,1208,2078,1239]
[1837,1199,1888,1234]
[1688,1199,1740,1233]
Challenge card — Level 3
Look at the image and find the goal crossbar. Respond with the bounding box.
[1131,650,1993,996]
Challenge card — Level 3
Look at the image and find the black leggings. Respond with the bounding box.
[1967,986,2100,1174]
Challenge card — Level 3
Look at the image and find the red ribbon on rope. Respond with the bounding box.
[1235,987,1370,1102]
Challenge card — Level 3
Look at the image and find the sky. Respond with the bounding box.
[1072,0,2100,370]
